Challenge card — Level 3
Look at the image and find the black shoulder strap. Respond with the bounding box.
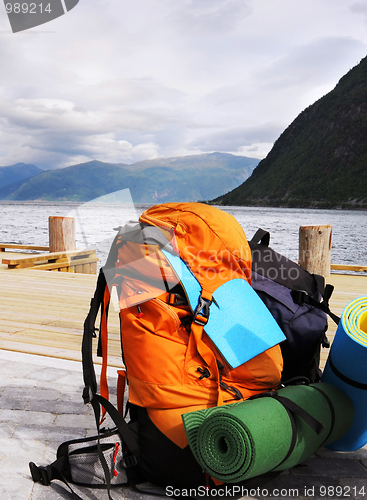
[82,269,107,397]
[80,253,140,487]
[249,228,270,247]
[30,227,142,497]
[81,268,139,453]
[291,287,340,325]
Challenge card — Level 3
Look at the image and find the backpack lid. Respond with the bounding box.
[140,203,252,293]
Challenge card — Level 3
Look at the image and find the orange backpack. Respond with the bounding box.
[82,202,285,488]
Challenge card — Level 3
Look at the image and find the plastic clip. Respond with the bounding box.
[82,386,94,404]
[193,296,211,325]
[29,463,51,486]
[124,454,138,468]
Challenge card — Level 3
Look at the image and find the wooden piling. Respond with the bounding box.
[299,225,332,277]
[49,216,76,253]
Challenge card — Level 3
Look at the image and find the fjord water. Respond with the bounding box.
[1,201,366,268]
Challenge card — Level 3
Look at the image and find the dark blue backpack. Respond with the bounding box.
[249,229,339,383]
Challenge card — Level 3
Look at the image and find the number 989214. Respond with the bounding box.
[5,3,52,14]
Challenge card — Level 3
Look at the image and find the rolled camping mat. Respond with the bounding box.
[322,296,367,451]
[182,383,353,483]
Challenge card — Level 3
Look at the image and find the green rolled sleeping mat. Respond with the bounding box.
[182,383,353,483]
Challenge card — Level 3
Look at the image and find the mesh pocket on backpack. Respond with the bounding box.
[68,435,127,486]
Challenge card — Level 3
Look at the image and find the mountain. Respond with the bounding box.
[0,163,43,189]
[214,56,367,209]
[0,153,258,203]
[128,152,257,172]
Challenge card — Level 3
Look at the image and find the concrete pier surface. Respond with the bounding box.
[1,349,367,500]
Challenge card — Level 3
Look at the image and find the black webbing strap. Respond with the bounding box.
[272,405,297,469]
[90,394,143,498]
[87,395,140,495]
[81,260,139,494]
[216,360,243,400]
[29,458,85,499]
[89,398,115,500]
[313,274,326,296]
[81,267,139,456]
[310,385,336,445]
[291,287,340,325]
[274,395,325,435]
[321,284,340,324]
[92,394,139,459]
[328,355,367,390]
[250,390,325,470]
[82,269,107,397]
[249,228,270,247]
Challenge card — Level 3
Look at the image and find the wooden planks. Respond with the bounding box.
[0,266,366,371]
[331,264,367,273]
[0,243,49,252]
[0,267,122,367]
[2,248,98,273]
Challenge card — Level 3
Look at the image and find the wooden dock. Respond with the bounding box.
[0,264,122,368]
[0,244,98,273]
[0,263,366,370]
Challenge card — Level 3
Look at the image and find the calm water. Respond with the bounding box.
[1,200,366,270]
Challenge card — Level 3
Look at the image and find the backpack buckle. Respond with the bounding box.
[124,454,138,468]
[168,293,187,306]
[291,290,309,305]
[29,462,51,486]
[82,385,94,404]
[193,296,211,325]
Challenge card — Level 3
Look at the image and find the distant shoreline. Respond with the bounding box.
[1,199,366,212]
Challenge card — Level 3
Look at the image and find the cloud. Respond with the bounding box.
[1,0,367,169]
[191,36,367,131]
[260,37,366,88]
[170,0,252,34]
[350,2,367,26]
[0,76,187,168]
[187,123,284,155]
[350,2,367,14]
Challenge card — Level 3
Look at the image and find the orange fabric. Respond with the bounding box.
[139,203,252,292]
[119,293,283,445]
[109,203,283,450]
[116,241,180,309]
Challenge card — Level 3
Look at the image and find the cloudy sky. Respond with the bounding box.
[1,0,367,169]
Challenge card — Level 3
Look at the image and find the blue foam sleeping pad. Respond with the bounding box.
[162,250,286,369]
[322,296,367,451]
